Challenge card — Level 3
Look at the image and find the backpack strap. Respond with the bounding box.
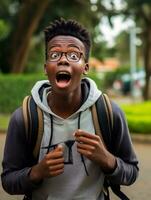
[22,96,30,138]
[22,92,129,199]
[22,82,50,160]
[91,100,107,149]
[91,93,130,200]
[33,101,44,159]
[93,93,113,150]
[91,93,112,199]
[22,95,44,159]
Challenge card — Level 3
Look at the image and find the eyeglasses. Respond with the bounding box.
[47,51,85,62]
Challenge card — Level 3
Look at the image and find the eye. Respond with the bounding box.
[68,51,80,61]
[49,52,60,60]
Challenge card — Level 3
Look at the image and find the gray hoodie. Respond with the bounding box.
[1,77,139,200]
[31,77,104,200]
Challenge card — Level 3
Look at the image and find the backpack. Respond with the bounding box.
[22,92,129,200]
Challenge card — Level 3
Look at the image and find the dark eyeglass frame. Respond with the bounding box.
[47,51,86,62]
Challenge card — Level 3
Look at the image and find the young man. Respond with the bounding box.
[1,19,139,200]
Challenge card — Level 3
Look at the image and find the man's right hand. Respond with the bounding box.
[29,145,64,183]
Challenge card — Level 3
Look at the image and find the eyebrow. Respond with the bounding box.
[68,44,80,50]
[48,44,81,51]
[48,45,61,51]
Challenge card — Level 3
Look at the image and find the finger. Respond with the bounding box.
[77,148,92,157]
[54,144,64,152]
[47,157,64,166]
[46,151,64,159]
[49,169,64,177]
[49,163,64,171]
[74,129,99,141]
[77,142,95,151]
[76,136,99,146]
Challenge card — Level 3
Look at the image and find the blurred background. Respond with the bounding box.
[0,0,151,199]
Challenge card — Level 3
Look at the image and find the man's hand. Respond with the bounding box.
[29,145,64,183]
[74,129,116,173]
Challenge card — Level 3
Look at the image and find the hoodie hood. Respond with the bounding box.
[31,77,102,115]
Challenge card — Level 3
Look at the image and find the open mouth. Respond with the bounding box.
[56,71,71,88]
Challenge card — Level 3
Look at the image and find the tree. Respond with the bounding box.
[119,0,151,99]
[0,0,109,73]
[0,0,50,73]
[115,31,130,65]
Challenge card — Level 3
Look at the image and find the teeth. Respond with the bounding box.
[58,72,70,75]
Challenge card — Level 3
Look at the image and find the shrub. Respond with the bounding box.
[87,71,105,91]
[0,72,103,113]
[127,115,151,134]
[0,74,45,113]
[104,66,130,88]
[0,114,10,131]
[121,101,151,134]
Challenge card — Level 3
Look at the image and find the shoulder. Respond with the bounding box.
[10,107,24,125]
[110,100,130,139]
[8,107,25,137]
[110,100,126,121]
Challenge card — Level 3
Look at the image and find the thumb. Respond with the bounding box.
[54,144,63,152]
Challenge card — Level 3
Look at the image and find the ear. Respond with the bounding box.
[44,63,47,75]
[83,63,89,75]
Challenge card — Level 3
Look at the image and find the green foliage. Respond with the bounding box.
[121,101,151,115]
[87,71,105,91]
[0,0,118,73]
[0,114,10,131]
[0,74,45,113]
[0,73,151,134]
[0,73,102,113]
[0,72,103,130]
[25,36,45,73]
[121,101,151,134]
[104,66,130,88]
[0,19,10,40]
[127,116,151,134]
[115,30,130,64]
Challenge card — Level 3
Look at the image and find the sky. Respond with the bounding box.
[97,0,135,47]
[99,16,135,47]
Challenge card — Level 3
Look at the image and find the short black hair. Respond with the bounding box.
[44,18,91,62]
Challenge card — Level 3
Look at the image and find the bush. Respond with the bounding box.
[0,74,45,113]
[121,102,151,116]
[121,101,151,134]
[0,114,10,131]
[104,66,130,88]
[87,71,105,91]
[127,116,151,134]
[0,72,102,113]
[0,73,151,134]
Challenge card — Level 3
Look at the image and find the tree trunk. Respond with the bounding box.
[143,27,151,100]
[10,0,49,73]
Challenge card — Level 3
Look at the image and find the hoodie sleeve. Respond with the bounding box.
[105,102,139,185]
[1,108,40,195]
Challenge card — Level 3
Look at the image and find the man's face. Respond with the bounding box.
[45,35,89,94]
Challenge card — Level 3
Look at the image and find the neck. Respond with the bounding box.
[47,88,82,118]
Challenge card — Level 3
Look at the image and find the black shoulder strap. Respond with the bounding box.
[22,82,50,159]
[22,95,44,159]
[92,93,130,200]
[94,93,113,151]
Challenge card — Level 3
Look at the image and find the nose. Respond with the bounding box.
[58,53,69,66]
